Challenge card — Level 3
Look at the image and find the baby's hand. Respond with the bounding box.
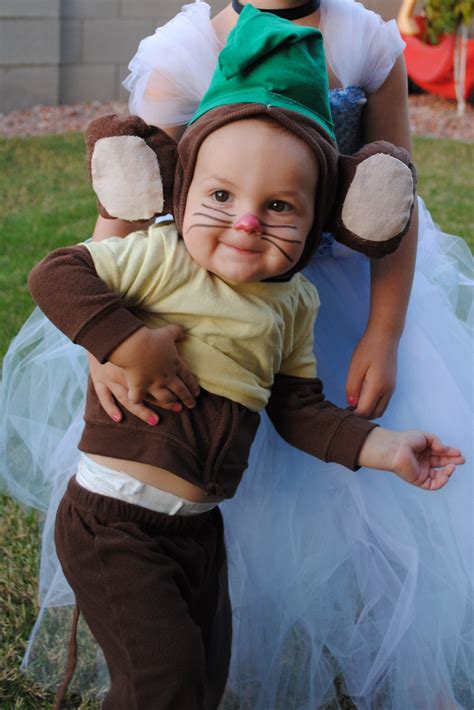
[109,325,199,411]
[358,428,464,490]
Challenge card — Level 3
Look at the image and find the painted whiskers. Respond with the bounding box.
[186,203,302,263]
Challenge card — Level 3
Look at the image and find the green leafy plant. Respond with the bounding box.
[423,0,474,43]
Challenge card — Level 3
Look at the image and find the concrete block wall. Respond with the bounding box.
[1,0,400,113]
[58,0,208,106]
[0,0,61,112]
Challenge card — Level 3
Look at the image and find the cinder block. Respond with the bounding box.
[83,18,151,63]
[0,0,59,19]
[59,64,116,104]
[61,0,121,19]
[61,20,83,64]
[0,66,59,112]
[121,0,184,19]
[0,19,60,65]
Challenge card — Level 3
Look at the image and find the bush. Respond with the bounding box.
[423,0,474,43]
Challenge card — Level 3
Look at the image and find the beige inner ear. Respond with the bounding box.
[341,154,414,242]
[91,135,164,221]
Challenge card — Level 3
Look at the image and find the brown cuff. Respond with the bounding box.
[325,415,378,471]
[76,308,144,363]
[266,374,378,471]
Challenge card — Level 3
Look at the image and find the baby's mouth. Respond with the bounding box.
[221,239,261,255]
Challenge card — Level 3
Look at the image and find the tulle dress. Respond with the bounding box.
[1,1,473,708]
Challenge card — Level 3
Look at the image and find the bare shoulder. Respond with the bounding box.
[364,56,411,151]
[211,3,235,44]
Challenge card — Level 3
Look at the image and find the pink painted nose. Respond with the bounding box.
[234,213,262,234]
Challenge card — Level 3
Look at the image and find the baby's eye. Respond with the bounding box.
[269,200,292,213]
[212,190,230,203]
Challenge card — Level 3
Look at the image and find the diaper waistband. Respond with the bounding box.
[76,454,218,516]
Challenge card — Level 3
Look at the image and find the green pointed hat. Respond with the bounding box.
[190,4,335,141]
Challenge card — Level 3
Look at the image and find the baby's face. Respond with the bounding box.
[182,119,318,283]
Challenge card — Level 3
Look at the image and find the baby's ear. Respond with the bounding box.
[330,141,417,258]
[85,114,178,222]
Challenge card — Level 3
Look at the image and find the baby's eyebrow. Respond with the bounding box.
[202,175,236,187]
[267,191,309,205]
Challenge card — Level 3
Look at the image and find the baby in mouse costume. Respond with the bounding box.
[29,7,462,709]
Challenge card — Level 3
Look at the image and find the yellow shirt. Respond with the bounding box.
[86,223,318,412]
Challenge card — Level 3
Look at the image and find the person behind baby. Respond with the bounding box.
[91,0,415,427]
[29,9,463,709]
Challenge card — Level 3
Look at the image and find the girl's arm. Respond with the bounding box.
[30,241,199,420]
[88,121,193,422]
[346,55,418,419]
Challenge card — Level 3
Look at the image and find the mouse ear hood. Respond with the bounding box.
[85,114,178,222]
[84,7,416,274]
[330,141,417,258]
[175,6,416,275]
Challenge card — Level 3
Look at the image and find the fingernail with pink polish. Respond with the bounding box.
[147,415,158,425]
[347,396,357,406]
[112,414,120,422]
[171,404,182,413]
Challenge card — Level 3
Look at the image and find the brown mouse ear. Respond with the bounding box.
[85,114,178,222]
[330,141,417,258]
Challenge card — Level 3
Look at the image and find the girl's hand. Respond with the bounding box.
[110,324,200,408]
[90,324,200,423]
[358,428,465,490]
[88,355,162,424]
[346,329,399,419]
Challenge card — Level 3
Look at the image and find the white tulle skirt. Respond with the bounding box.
[1,198,472,708]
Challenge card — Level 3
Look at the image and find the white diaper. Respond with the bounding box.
[76,454,218,516]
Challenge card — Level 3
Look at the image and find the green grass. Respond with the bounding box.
[413,137,474,243]
[0,133,472,707]
[0,134,98,707]
[0,134,96,358]
[0,497,100,709]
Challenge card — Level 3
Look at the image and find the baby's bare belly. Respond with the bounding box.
[88,454,224,503]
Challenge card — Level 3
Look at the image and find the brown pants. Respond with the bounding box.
[55,477,232,710]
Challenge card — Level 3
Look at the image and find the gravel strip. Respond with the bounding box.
[0,95,472,141]
[408,94,474,142]
[0,101,129,139]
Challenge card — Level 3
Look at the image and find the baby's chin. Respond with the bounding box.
[207,265,265,284]
[210,268,262,285]
[210,261,291,284]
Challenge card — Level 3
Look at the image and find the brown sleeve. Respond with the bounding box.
[28,245,144,363]
[266,374,378,471]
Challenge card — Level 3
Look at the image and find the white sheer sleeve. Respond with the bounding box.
[123,1,222,128]
[320,0,405,92]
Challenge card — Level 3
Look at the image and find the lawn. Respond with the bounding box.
[0,133,473,708]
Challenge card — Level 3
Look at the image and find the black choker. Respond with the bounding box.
[232,0,320,20]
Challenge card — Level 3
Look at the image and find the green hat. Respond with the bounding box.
[190,4,335,141]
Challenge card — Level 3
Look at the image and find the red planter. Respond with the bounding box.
[402,17,474,100]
